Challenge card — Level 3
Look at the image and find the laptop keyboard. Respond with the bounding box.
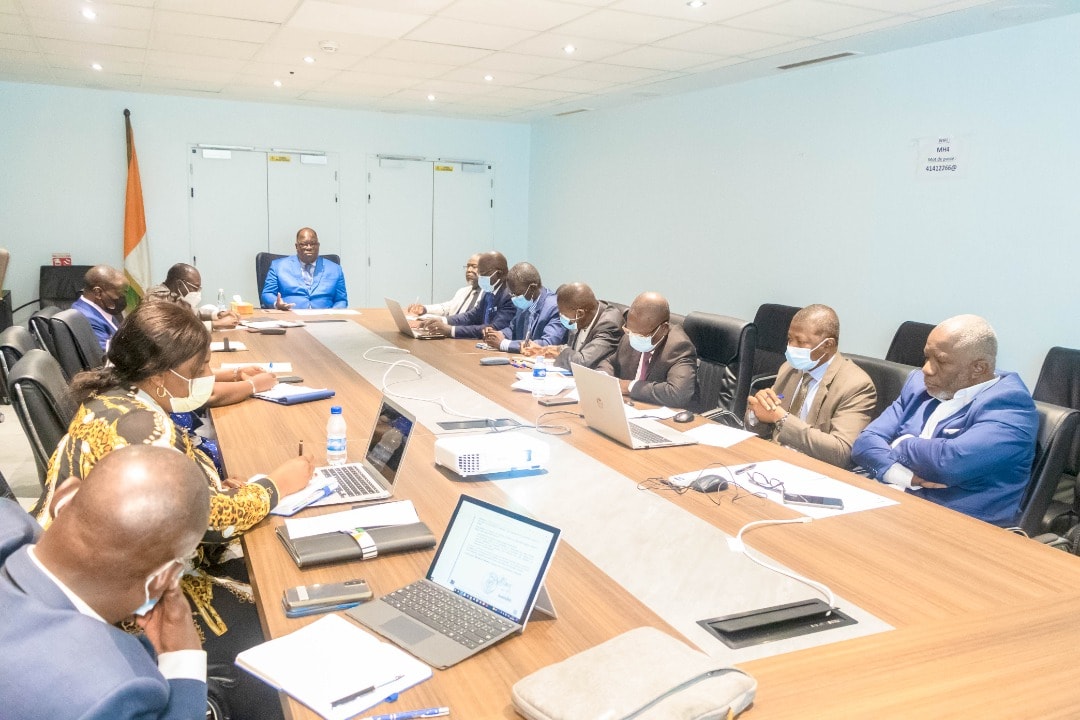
[383,581,515,649]
[320,464,382,497]
[629,422,672,445]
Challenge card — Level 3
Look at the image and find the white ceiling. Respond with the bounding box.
[0,0,1074,121]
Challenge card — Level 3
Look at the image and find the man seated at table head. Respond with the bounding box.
[420,250,514,339]
[521,282,623,371]
[745,304,876,469]
[596,291,697,409]
[851,314,1038,526]
[71,264,127,350]
[480,262,566,353]
[407,253,482,318]
[260,227,348,310]
[145,262,239,329]
[0,444,210,719]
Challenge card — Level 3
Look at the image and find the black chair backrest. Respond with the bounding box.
[1032,346,1080,475]
[1,325,38,403]
[255,252,342,300]
[846,353,917,421]
[751,303,800,380]
[885,321,935,367]
[1017,401,1080,536]
[39,265,93,310]
[48,308,105,381]
[683,311,757,417]
[8,349,77,507]
[28,306,61,357]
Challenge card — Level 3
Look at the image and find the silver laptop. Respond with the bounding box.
[385,297,445,339]
[571,363,697,449]
[347,494,560,669]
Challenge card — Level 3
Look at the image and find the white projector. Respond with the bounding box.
[434,432,550,477]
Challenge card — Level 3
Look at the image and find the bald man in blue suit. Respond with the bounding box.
[261,227,348,309]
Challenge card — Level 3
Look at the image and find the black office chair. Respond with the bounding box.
[683,312,757,420]
[1013,401,1080,537]
[13,265,95,316]
[846,353,917,421]
[1031,346,1080,532]
[7,350,77,513]
[255,252,341,302]
[1,325,38,405]
[749,303,800,392]
[885,321,935,367]
[48,308,105,381]
[28,306,61,357]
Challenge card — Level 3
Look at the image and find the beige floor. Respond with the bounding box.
[0,402,45,510]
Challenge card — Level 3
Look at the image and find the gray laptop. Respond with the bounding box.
[385,297,445,339]
[347,494,560,669]
[571,363,697,449]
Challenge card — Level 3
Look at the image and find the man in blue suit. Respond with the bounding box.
[0,445,210,719]
[71,264,127,350]
[260,227,348,309]
[482,262,567,353]
[421,250,515,339]
[852,315,1038,526]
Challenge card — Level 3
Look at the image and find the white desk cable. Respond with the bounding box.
[362,345,497,421]
[731,518,836,614]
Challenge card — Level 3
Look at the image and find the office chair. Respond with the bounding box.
[846,353,916,421]
[1,325,38,405]
[749,303,800,392]
[885,321,935,367]
[28,306,61,357]
[683,311,757,420]
[0,468,16,503]
[7,349,77,514]
[1012,401,1080,537]
[1032,346,1080,532]
[48,308,106,381]
[255,252,341,302]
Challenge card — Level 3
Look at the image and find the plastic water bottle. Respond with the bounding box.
[532,358,554,398]
[216,289,227,312]
[326,406,347,466]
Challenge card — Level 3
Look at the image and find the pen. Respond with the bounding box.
[298,439,304,456]
[359,707,450,720]
[330,674,405,708]
[288,484,335,514]
[734,463,757,475]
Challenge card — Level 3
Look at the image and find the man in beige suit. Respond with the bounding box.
[746,304,876,469]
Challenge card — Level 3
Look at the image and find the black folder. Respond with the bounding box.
[275,522,436,568]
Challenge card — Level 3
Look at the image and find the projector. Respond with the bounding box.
[434,432,550,477]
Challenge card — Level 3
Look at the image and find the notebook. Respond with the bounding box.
[386,297,445,339]
[273,396,416,515]
[571,363,697,449]
[347,494,561,669]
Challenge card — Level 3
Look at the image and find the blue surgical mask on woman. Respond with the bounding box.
[785,338,828,371]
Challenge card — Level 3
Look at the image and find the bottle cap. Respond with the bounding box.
[331,406,342,414]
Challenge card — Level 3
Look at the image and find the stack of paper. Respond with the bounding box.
[236,614,431,720]
[280,499,420,531]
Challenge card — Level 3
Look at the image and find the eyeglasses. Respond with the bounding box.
[622,320,667,337]
[178,279,201,293]
[296,242,320,249]
[464,263,478,270]
[744,471,784,493]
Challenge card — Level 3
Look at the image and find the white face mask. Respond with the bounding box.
[167,368,215,413]
[182,291,202,309]
[785,338,828,372]
[133,559,180,617]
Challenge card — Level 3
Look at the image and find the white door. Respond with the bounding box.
[188,148,268,304]
[267,153,341,256]
[366,158,434,306]
[432,162,494,300]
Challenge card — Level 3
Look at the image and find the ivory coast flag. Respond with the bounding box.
[123,108,151,309]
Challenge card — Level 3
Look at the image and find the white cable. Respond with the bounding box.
[733,517,836,613]
[362,346,492,420]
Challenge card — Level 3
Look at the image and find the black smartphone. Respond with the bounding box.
[782,492,844,510]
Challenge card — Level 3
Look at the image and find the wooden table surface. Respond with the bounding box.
[212,310,1080,720]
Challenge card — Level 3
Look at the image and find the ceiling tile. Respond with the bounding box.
[151,33,261,60]
[726,0,895,38]
[347,56,454,78]
[142,64,238,84]
[302,85,398,99]
[0,47,47,66]
[741,36,821,59]
[152,11,279,43]
[467,50,579,74]
[327,0,455,13]
[834,0,970,12]
[815,15,914,41]
[0,1,19,12]
[234,61,340,84]
[19,1,153,29]
[504,31,633,61]
[555,61,665,83]
[0,13,28,34]
[373,39,492,64]
[554,9,703,44]
[141,75,226,92]
[0,31,34,51]
[48,55,143,74]
[486,85,576,103]
[28,18,149,47]
[254,45,368,70]
[37,37,147,62]
[439,0,592,31]
[519,75,616,93]
[910,0,994,16]
[286,1,428,38]
[404,17,537,50]
[153,0,302,24]
[52,68,142,86]
[321,70,421,88]
[146,50,247,72]
[656,24,795,55]
[421,77,497,95]
[608,0,785,24]
[438,66,538,85]
[601,45,720,71]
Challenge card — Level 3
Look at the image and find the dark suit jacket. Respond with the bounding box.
[503,287,567,353]
[555,303,623,371]
[597,324,697,409]
[446,282,514,339]
[0,500,207,719]
[748,352,876,469]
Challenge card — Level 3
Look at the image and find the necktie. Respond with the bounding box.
[788,372,813,420]
[638,351,652,382]
[302,263,314,286]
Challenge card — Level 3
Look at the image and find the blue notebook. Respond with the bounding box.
[254,385,335,405]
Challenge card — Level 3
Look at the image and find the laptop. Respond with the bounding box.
[571,363,698,450]
[347,494,561,669]
[386,297,445,339]
[273,396,417,515]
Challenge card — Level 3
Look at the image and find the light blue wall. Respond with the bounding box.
[529,14,1080,385]
[0,82,531,313]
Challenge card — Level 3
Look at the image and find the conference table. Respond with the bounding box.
[211,309,1080,719]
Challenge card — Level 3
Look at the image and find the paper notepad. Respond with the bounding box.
[235,614,431,720]
[254,384,335,405]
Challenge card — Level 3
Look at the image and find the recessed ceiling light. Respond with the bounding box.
[273,79,282,87]
[91,62,102,71]
[484,74,494,82]
[563,44,576,54]
[303,56,315,64]
[686,0,706,8]
[427,94,436,101]
[81,7,96,20]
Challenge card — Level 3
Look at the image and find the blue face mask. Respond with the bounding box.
[477,274,494,293]
[133,560,179,617]
[629,332,656,354]
[511,293,533,311]
[785,338,828,371]
[559,313,578,331]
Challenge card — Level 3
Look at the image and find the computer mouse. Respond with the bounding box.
[673,410,695,423]
[690,474,729,493]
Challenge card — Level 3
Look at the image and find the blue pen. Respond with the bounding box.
[285,484,336,515]
[358,707,450,720]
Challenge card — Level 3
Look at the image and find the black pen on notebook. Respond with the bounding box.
[298,440,304,457]
[330,674,405,708]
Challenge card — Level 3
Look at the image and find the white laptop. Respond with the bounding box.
[385,297,445,339]
[273,396,417,515]
[348,494,560,669]
[571,363,697,450]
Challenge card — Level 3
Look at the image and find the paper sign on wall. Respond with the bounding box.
[435,165,454,172]
[918,136,961,178]
[269,155,291,162]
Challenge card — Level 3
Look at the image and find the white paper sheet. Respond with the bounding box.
[680,423,756,448]
[291,309,361,316]
[284,500,420,538]
[219,362,293,373]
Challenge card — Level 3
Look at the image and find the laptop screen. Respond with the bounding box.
[427,495,560,625]
[365,398,415,485]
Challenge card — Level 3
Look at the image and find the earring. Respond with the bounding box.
[155,383,167,398]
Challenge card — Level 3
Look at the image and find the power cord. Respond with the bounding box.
[731,518,836,613]
[362,345,491,420]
